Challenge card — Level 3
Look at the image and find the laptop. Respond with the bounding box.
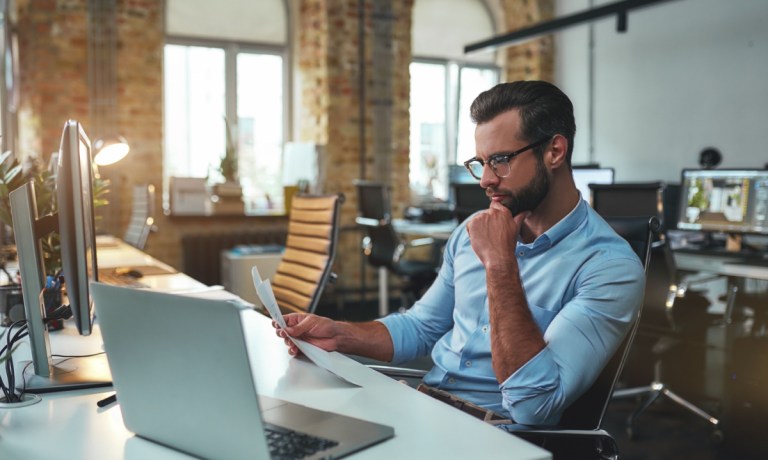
[91,282,394,460]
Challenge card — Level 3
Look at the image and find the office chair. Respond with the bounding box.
[612,240,722,441]
[588,183,722,440]
[354,181,439,316]
[451,182,488,223]
[270,193,344,314]
[371,216,659,460]
[122,184,157,250]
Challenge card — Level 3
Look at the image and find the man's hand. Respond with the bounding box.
[466,201,529,269]
[273,313,341,356]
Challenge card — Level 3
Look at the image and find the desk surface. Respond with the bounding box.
[674,248,768,281]
[0,243,550,460]
[392,218,457,240]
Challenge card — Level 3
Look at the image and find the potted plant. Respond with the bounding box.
[208,118,244,214]
[219,116,239,184]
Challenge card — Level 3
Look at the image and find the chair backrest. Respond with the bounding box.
[354,181,403,269]
[558,215,659,430]
[590,182,686,330]
[589,182,664,227]
[355,180,390,221]
[451,183,487,223]
[122,184,156,250]
[270,193,344,314]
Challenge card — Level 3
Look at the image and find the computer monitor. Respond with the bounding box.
[572,167,615,204]
[8,119,110,393]
[57,120,99,336]
[677,169,768,250]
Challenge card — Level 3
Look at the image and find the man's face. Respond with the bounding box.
[474,110,551,216]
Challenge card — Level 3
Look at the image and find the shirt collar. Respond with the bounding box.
[518,198,587,250]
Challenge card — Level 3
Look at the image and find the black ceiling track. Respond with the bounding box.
[464,0,682,54]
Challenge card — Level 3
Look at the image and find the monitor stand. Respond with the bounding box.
[21,353,112,394]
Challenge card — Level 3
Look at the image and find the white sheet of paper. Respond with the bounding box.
[251,266,361,386]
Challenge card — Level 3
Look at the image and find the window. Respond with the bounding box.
[410,0,499,201]
[163,42,285,213]
[409,61,499,200]
[164,0,288,213]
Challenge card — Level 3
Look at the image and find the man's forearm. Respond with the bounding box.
[487,266,546,382]
[335,321,394,362]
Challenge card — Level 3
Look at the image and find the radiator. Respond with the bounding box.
[181,228,287,286]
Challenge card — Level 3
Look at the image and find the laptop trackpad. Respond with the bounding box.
[261,399,337,429]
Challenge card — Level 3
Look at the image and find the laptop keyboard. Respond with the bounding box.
[265,425,339,459]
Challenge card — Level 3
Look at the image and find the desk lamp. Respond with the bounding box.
[93,134,130,166]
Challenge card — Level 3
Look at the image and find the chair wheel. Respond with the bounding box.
[626,426,635,441]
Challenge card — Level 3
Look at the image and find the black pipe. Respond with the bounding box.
[464,0,681,54]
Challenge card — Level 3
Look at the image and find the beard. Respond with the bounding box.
[497,156,550,216]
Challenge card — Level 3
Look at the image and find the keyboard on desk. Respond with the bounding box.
[265,424,339,460]
[97,270,149,288]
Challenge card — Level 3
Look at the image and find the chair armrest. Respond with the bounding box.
[355,216,387,227]
[367,364,428,380]
[407,237,435,248]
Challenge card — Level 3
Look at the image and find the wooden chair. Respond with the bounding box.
[270,193,344,314]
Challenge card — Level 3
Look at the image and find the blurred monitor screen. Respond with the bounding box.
[572,167,614,204]
[677,169,768,234]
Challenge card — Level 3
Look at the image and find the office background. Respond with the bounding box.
[9,0,765,302]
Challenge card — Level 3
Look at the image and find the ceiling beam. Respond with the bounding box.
[464,0,682,54]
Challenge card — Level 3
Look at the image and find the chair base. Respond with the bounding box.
[613,381,721,441]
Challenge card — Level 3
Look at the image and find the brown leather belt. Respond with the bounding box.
[417,384,513,425]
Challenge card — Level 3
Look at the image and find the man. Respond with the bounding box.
[275,81,645,427]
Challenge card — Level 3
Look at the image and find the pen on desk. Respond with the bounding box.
[97,393,117,408]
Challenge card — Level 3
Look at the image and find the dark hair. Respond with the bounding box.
[470,81,576,165]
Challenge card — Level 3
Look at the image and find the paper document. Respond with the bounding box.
[251,267,361,386]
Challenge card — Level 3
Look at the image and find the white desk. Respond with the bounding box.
[392,218,457,240]
[0,304,550,459]
[96,239,205,293]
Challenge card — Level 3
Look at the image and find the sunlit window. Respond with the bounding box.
[163,42,285,212]
[409,61,498,200]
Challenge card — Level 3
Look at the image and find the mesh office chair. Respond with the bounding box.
[354,181,439,316]
[589,183,721,441]
[270,193,344,314]
[372,216,658,460]
[122,184,157,250]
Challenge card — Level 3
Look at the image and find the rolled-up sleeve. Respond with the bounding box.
[500,256,645,426]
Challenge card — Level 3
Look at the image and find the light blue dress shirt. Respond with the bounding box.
[379,199,645,426]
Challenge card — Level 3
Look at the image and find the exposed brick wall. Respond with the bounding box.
[14,0,554,297]
[502,0,554,82]
[298,0,413,296]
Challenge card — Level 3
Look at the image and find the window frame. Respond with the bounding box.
[163,35,291,213]
[410,56,500,199]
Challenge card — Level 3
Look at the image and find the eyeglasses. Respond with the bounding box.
[463,137,551,180]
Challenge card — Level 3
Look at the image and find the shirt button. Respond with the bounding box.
[465,360,472,367]
[518,251,524,257]
[482,325,489,333]
[448,378,456,384]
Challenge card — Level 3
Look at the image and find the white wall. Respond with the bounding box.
[555,0,768,183]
